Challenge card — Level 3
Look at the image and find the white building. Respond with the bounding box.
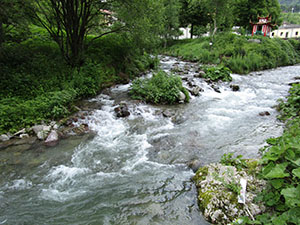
[271,24,300,38]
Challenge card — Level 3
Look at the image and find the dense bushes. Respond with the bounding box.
[0,33,157,134]
[166,33,300,74]
[129,71,189,104]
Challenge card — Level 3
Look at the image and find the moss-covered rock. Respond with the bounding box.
[193,162,266,224]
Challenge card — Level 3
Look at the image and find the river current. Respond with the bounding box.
[0,56,299,225]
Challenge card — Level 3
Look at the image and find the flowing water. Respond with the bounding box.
[0,56,299,225]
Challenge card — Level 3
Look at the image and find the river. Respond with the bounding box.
[0,56,299,225]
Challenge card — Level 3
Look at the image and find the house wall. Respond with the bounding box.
[271,26,300,38]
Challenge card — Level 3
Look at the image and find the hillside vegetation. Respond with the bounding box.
[0,31,156,134]
[165,33,300,74]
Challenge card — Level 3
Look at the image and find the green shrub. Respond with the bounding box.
[0,32,157,134]
[278,84,300,121]
[165,33,300,74]
[0,89,77,133]
[129,71,189,104]
[201,66,233,82]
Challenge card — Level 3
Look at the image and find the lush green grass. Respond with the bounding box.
[166,33,300,74]
[0,33,157,134]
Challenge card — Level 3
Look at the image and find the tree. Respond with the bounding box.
[162,0,181,46]
[31,0,166,67]
[203,0,234,36]
[233,0,282,31]
[179,0,233,38]
[179,0,210,38]
[0,0,31,46]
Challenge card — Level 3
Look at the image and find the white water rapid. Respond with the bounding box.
[0,56,299,224]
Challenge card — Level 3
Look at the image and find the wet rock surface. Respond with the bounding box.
[193,162,266,224]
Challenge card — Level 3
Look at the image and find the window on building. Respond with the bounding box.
[296,31,299,36]
[272,32,275,37]
[286,32,289,38]
[280,32,283,36]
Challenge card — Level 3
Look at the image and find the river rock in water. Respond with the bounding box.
[193,161,266,224]
[45,130,59,146]
[114,103,130,117]
[230,85,240,92]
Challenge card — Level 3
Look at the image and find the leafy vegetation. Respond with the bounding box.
[201,66,232,82]
[233,83,300,224]
[129,71,189,104]
[0,33,156,134]
[166,33,300,74]
[281,12,300,24]
[279,0,300,12]
[221,153,248,171]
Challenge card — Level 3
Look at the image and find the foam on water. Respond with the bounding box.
[4,179,33,191]
[1,56,300,225]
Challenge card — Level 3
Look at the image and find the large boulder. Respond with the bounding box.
[193,161,266,224]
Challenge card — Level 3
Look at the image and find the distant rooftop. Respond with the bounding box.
[279,23,300,29]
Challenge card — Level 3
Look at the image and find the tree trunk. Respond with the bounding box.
[190,23,194,39]
[0,22,3,48]
[212,18,217,37]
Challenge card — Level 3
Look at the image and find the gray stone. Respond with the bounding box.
[37,131,49,140]
[43,126,51,132]
[194,162,266,224]
[162,110,175,118]
[32,125,44,135]
[14,128,26,136]
[45,130,59,146]
[248,39,261,44]
[230,84,240,92]
[211,85,221,93]
[188,86,203,96]
[188,159,202,172]
[194,71,206,78]
[114,103,130,118]
[179,91,186,103]
[20,134,30,139]
[0,134,10,142]
[259,111,271,116]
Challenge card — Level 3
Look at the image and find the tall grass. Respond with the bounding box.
[165,33,300,74]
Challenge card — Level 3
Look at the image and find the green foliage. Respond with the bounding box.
[0,90,77,134]
[278,84,300,121]
[220,153,248,171]
[0,32,157,134]
[281,12,300,24]
[166,33,300,74]
[213,168,242,195]
[201,66,232,82]
[233,0,282,30]
[129,71,189,104]
[254,82,300,224]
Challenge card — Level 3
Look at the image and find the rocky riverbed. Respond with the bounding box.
[0,56,299,225]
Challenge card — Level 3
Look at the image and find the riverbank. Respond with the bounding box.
[1,56,299,224]
[0,33,157,136]
[193,81,300,224]
[165,33,300,74]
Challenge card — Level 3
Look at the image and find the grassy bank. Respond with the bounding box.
[0,33,157,134]
[252,83,300,225]
[165,33,300,74]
